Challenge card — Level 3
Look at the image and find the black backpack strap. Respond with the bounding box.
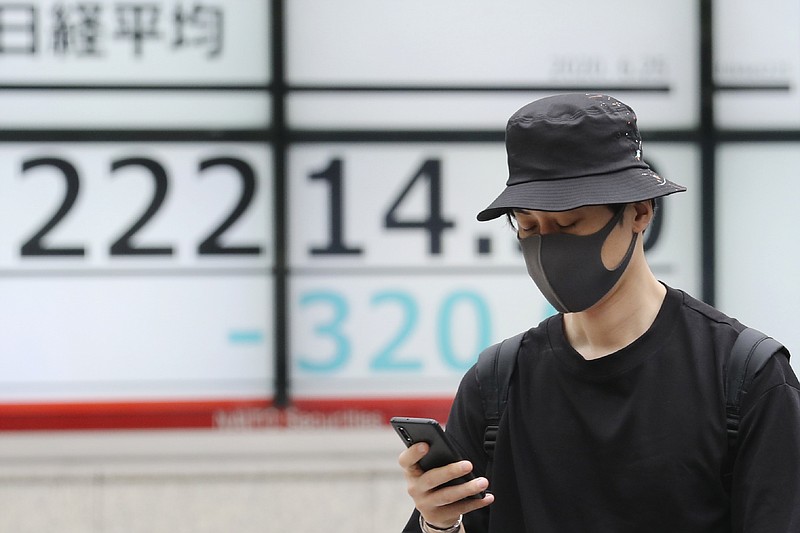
[725,327,787,448]
[475,331,525,479]
[722,327,788,492]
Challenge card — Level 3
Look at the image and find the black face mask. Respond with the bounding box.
[518,209,638,313]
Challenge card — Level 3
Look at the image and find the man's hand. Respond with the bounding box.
[398,442,494,529]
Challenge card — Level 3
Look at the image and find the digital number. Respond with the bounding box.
[550,55,604,78]
[18,155,263,258]
[309,158,364,255]
[437,291,491,371]
[308,158,455,256]
[297,289,492,373]
[550,55,668,81]
[198,157,262,255]
[385,158,454,254]
[370,291,422,371]
[298,291,351,372]
[617,55,668,80]
[110,158,173,256]
[21,158,85,257]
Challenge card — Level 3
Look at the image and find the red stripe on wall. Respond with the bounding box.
[0,398,271,431]
[0,396,454,431]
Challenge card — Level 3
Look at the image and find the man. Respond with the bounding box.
[399,93,800,532]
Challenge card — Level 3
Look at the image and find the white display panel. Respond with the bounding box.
[717,144,800,373]
[289,143,702,400]
[0,1,269,83]
[0,0,271,130]
[0,0,719,430]
[0,143,274,403]
[714,0,800,128]
[287,0,699,129]
[0,91,271,129]
[0,277,273,401]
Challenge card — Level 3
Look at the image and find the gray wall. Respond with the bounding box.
[0,429,412,533]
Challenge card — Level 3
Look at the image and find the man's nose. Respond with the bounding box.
[537,220,559,235]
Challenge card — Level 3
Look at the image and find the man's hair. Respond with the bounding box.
[505,200,657,230]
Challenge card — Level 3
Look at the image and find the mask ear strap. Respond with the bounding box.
[608,231,638,272]
[597,207,627,239]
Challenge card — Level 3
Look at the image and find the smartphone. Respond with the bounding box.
[390,416,485,499]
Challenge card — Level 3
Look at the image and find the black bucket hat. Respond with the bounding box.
[477,93,686,221]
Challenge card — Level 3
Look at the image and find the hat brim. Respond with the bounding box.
[476,167,686,221]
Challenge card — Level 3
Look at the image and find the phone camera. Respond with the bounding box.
[397,426,412,443]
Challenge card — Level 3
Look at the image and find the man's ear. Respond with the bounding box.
[631,201,654,233]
